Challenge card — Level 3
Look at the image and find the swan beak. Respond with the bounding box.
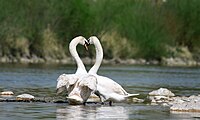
[84,44,88,51]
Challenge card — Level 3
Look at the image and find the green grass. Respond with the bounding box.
[0,0,199,61]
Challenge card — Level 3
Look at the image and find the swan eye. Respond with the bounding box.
[87,38,91,43]
[85,41,90,46]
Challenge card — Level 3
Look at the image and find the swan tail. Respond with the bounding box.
[125,93,140,98]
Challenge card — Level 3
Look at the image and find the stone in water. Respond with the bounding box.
[0,91,14,95]
[16,94,35,100]
[149,88,175,97]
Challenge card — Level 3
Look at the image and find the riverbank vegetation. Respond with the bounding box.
[0,0,199,64]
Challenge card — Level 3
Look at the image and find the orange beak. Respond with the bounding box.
[84,44,88,51]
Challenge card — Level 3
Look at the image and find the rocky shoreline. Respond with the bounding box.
[1,46,199,66]
[147,88,200,112]
[0,56,200,67]
[1,88,200,113]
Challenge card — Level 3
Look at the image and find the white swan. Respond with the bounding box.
[87,36,139,105]
[56,36,89,96]
[56,36,98,105]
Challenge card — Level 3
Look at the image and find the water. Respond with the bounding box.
[0,64,200,120]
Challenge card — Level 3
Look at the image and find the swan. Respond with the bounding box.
[87,36,139,105]
[56,36,99,105]
[56,36,89,96]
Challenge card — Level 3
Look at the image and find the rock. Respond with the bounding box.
[150,102,158,105]
[136,59,146,64]
[148,88,175,105]
[148,88,200,112]
[126,59,137,64]
[162,103,169,107]
[170,95,200,112]
[147,60,159,65]
[149,88,175,97]
[161,57,197,66]
[188,95,200,101]
[170,101,200,112]
[157,100,163,103]
[154,95,168,100]
[0,91,14,95]
[168,96,185,105]
[132,98,144,103]
[151,98,156,103]
[0,56,10,63]
[16,94,35,100]
[60,58,72,64]
[148,96,169,103]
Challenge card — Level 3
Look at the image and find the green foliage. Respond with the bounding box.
[0,0,199,61]
[164,0,200,49]
[112,1,171,59]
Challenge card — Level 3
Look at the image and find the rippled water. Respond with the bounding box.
[0,64,200,120]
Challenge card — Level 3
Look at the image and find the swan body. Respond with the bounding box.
[95,75,139,103]
[67,75,97,104]
[56,36,88,96]
[88,36,139,104]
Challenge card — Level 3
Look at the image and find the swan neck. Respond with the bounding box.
[69,39,87,74]
[89,40,103,74]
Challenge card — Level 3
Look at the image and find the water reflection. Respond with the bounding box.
[56,105,129,120]
[170,111,200,119]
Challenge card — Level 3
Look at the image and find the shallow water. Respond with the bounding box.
[0,64,200,120]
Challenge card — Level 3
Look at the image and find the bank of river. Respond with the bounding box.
[0,56,200,67]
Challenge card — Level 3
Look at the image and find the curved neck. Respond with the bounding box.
[69,39,87,74]
[89,40,103,74]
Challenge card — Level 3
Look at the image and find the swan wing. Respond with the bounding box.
[56,74,78,94]
[79,75,97,91]
[97,75,128,95]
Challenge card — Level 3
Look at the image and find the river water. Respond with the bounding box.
[0,64,200,120]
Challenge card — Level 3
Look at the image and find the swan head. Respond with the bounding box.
[87,36,99,45]
[84,39,90,51]
[77,36,90,50]
[70,36,90,51]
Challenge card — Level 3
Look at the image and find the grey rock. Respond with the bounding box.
[132,98,144,103]
[149,88,175,97]
[170,101,200,112]
[16,94,35,100]
[147,88,200,113]
[169,95,200,112]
